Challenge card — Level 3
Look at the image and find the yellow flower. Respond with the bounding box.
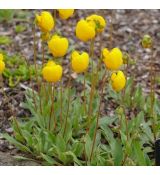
[46,60,56,67]
[36,11,54,33]
[111,71,126,92]
[86,14,106,33]
[71,51,89,73]
[58,9,74,20]
[0,53,5,74]
[48,35,69,58]
[42,61,62,83]
[0,61,5,74]
[0,53,4,61]
[76,19,96,42]
[103,48,123,70]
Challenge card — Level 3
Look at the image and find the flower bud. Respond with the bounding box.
[141,34,153,49]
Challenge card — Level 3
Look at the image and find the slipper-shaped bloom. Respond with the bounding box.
[71,51,89,73]
[48,35,69,58]
[86,14,106,33]
[103,48,123,70]
[0,54,5,74]
[42,61,62,83]
[111,71,126,92]
[76,19,96,42]
[58,9,74,20]
[36,11,54,33]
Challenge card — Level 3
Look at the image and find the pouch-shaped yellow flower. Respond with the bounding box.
[103,48,123,70]
[76,19,96,42]
[58,9,74,20]
[0,53,4,61]
[111,71,126,92]
[36,11,54,33]
[42,62,62,83]
[46,60,56,67]
[0,60,5,74]
[71,51,89,73]
[48,35,69,58]
[86,14,106,33]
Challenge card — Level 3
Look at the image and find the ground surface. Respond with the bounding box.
[0,9,160,165]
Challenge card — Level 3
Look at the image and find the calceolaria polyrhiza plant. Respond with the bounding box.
[2,10,160,166]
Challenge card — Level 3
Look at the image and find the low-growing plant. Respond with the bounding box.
[0,9,15,22]
[0,52,40,87]
[1,10,160,166]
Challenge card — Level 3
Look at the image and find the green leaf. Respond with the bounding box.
[63,119,72,143]
[73,142,84,157]
[101,125,114,142]
[65,151,82,165]
[0,36,12,45]
[41,153,56,165]
[0,10,15,22]
[15,25,26,33]
[111,139,123,166]
[13,155,35,162]
[85,134,92,160]
[56,135,66,152]
[132,140,147,165]
[3,133,32,153]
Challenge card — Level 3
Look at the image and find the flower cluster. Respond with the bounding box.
[35,10,126,92]
[102,48,126,92]
[76,14,106,42]
[0,53,5,74]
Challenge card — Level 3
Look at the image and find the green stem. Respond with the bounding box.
[60,59,63,126]
[49,83,55,131]
[63,70,72,136]
[87,39,95,131]
[33,24,42,114]
[83,72,87,114]
[89,70,107,162]
[150,47,156,140]
[60,80,63,126]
